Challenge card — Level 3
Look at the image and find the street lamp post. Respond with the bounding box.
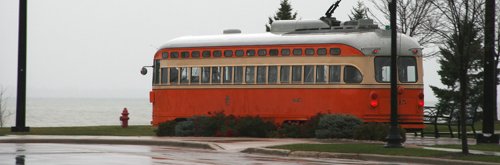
[11,0,30,132]
[385,0,402,148]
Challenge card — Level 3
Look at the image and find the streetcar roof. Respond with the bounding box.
[159,30,421,56]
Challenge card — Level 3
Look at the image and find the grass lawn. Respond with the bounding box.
[272,143,500,163]
[433,144,500,152]
[0,125,155,136]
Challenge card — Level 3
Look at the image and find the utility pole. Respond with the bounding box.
[385,0,402,148]
[11,0,30,132]
[478,0,498,143]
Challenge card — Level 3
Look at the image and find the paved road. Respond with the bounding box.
[0,143,412,165]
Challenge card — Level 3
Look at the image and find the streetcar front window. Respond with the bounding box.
[375,56,418,83]
[153,60,160,85]
[375,57,391,82]
[398,57,418,83]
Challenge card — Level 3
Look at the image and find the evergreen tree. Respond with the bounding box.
[349,1,369,20]
[265,0,298,32]
[430,20,483,128]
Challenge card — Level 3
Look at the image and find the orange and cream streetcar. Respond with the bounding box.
[142,17,424,130]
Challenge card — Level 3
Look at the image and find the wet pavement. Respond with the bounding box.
[0,135,497,164]
[0,143,410,165]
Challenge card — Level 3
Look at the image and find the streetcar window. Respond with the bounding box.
[374,57,390,82]
[344,66,363,83]
[330,48,341,56]
[317,48,327,56]
[213,50,222,57]
[192,51,200,58]
[292,66,302,83]
[268,66,278,84]
[162,52,168,59]
[305,48,315,56]
[170,67,179,84]
[293,48,302,56]
[257,66,266,84]
[223,66,233,84]
[246,49,256,56]
[234,66,243,84]
[281,49,290,56]
[171,52,179,58]
[280,66,290,84]
[201,67,210,83]
[212,67,221,83]
[399,57,417,83]
[235,50,244,57]
[180,67,189,83]
[191,67,200,84]
[316,65,327,83]
[224,50,233,57]
[161,68,168,84]
[269,49,279,56]
[181,51,189,58]
[153,60,160,84]
[202,51,211,58]
[329,65,341,83]
[246,66,255,83]
[304,65,314,83]
[258,49,267,56]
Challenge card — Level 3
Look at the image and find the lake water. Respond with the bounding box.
[3,98,151,127]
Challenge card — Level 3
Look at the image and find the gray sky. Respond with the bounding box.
[0,0,487,104]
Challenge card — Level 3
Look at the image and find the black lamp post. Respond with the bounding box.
[11,0,30,132]
[385,0,402,148]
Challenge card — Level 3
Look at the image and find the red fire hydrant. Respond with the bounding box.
[120,108,130,128]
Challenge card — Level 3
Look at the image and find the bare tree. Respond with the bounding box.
[369,0,442,57]
[0,86,12,128]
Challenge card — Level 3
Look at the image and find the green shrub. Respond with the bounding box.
[315,114,363,139]
[175,120,194,136]
[353,123,406,142]
[191,112,237,137]
[235,116,275,137]
[156,120,177,136]
[278,114,323,138]
[191,115,215,136]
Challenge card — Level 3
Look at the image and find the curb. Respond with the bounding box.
[241,147,499,165]
[0,138,217,150]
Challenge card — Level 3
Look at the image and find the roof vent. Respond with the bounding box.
[271,20,330,33]
[223,29,241,34]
